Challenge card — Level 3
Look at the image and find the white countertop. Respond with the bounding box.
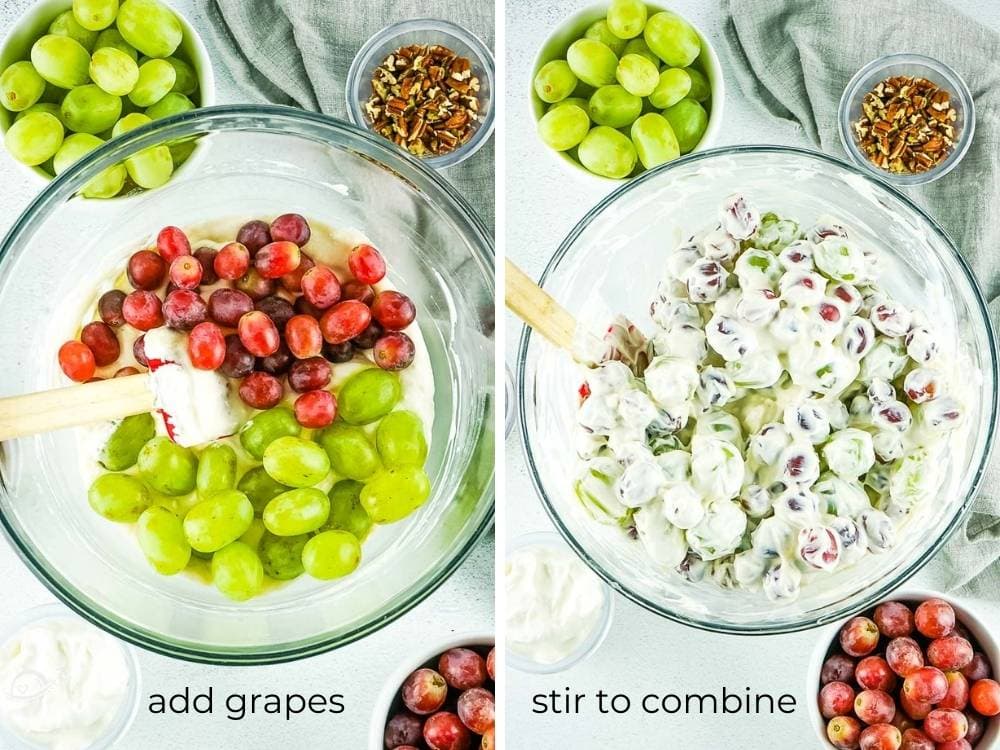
[504,0,1000,747]
[0,1,494,747]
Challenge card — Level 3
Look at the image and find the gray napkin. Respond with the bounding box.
[724,0,1000,596]
[207,0,495,229]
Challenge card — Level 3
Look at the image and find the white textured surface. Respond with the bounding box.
[0,1,493,747]
[504,0,1000,747]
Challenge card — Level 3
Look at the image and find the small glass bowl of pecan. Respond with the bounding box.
[838,53,975,186]
[346,19,495,169]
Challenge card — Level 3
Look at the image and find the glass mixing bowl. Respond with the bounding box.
[518,145,997,635]
[0,105,495,664]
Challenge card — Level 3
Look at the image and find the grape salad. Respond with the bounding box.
[573,194,965,602]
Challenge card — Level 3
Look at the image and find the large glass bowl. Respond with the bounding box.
[518,146,997,635]
[0,105,495,664]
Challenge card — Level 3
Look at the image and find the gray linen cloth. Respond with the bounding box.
[724,0,1000,598]
[206,0,495,229]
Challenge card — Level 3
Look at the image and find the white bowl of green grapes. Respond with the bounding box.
[531,0,723,181]
[0,0,214,196]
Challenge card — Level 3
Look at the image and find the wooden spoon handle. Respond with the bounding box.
[0,374,154,442]
[504,258,577,351]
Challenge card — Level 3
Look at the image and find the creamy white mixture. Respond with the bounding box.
[0,618,130,750]
[573,194,966,602]
[506,545,606,665]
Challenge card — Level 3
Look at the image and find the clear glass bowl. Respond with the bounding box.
[345,19,495,170]
[517,145,997,635]
[0,105,495,664]
[838,53,975,186]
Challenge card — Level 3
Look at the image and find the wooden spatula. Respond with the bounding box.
[504,258,578,351]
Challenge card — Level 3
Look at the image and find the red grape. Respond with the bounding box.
[457,687,494,734]
[214,242,251,281]
[269,213,310,246]
[238,311,280,357]
[940,671,970,711]
[98,289,127,327]
[285,315,323,359]
[372,290,416,330]
[970,678,1000,716]
[320,300,371,344]
[823,654,857,685]
[929,636,974,672]
[874,602,914,638]
[59,340,95,382]
[374,331,415,370]
[384,712,422,748]
[348,243,386,284]
[828,716,862,750]
[127,250,166,290]
[857,656,897,692]
[486,648,494,681]
[402,668,447,715]
[194,247,219,285]
[935,740,972,750]
[208,288,254,327]
[235,268,276,301]
[255,241,300,279]
[438,649,487,691]
[481,728,494,750]
[122,290,164,330]
[903,667,948,704]
[294,390,336,428]
[288,356,331,392]
[353,321,383,350]
[923,708,968,742]
[188,322,225,370]
[964,711,985,744]
[280,252,314,293]
[423,712,470,750]
[219,334,254,378]
[855,689,896,725]
[163,289,208,330]
[899,728,934,750]
[841,616,880,657]
[114,366,140,377]
[342,280,375,305]
[900,691,932,721]
[133,335,148,366]
[254,295,294,331]
[294,294,325,319]
[887,637,925,678]
[169,255,202,290]
[915,599,955,639]
[257,342,293,376]
[236,219,271,254]
[238,371,282,409]
[859,724,901,750]
[322,340,354,363]
[156,225,191,263]
[961,653,991,682]
[81,321,120,366]
[301,265,342,309]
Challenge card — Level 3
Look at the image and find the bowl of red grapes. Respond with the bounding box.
[812,593,999,750]
[375,636,495,750]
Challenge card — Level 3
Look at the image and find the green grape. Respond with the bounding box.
[630,112,680,169]
[302,530,361,580]
[183,489,254,553]
[124,144,172,188]
[116,0,183,58]
[541,102,590,151]
[259,531,307,580]
[532,60,577,104]
[53,132,126,198]
[89,47,138,96]
[136,506,190,575]
[262,488,330,536]
[112,111,150,135]
[237,466,290,514]
[196,443,237,499]
[88,473,149,522]
[648,68,691,109]
[317,423,380,480]
[49,10,98,51]
[644,11,701,67]
[238,517,266,549]
[31,35,91,89]
[95,28,137,60]
[16,102,63,124]
[60,84,121,134]
[566,39,619,88]
[616,54,659,97]
[359,466,431,524]
[4,112,64,166]
[1,62,45,112]
[239,406,300,460]
[577,125,637,178]
[662,98,708,154]
[376,410,428,467]
[137,436,197,495]
[262,436,331,487]
[323,480,373,542]
[98,412,154,471]
[211,541,263,601]
[74,0,118,31]
[146,91,193,119]
[623,38,660,66]
[572,80,596,99]
[128,59,175,107]
[168,135,196,164]
[588,85,642,128]
[337,369,401,425]
[583,20,627,56]
[548,96,589,113]
[607,0,648,40]
[164,56,197,95]
[684,66,710,102]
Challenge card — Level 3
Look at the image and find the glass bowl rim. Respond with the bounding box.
[0,103,496,664]
[516,143,999,636]
[837,53,976,187]
[344,17,496,170]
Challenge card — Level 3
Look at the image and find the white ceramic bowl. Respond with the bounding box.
[529,2,724,184]
[367,631,494,749]
[0,0,215,185]
[807,589,1000,748]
